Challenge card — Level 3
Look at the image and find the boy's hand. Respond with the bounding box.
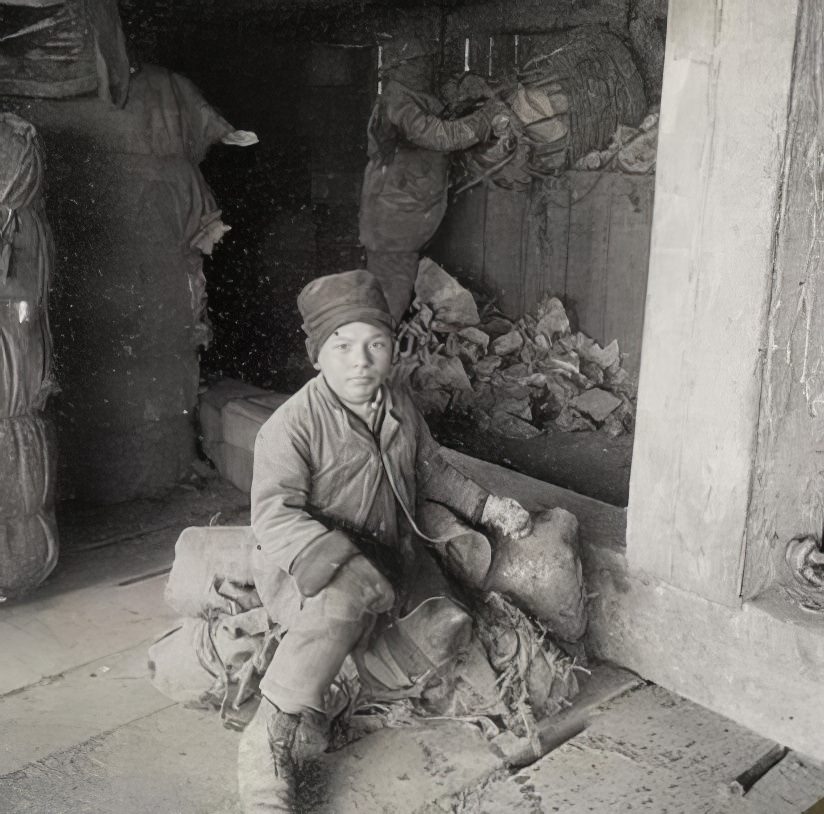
[481,495,533,540]
[343,554,396,614]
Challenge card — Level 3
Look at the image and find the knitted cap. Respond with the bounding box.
[297,270,394,361]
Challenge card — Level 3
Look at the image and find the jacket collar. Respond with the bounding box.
[314,374,404,443]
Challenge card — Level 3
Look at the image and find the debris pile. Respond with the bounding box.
[398,259,636,439]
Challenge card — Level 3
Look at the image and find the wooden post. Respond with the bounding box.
[626,0,800,606]
[742,0,824,599]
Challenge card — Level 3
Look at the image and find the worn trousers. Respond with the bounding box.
[259,550,453,715]
[365,249,420,322]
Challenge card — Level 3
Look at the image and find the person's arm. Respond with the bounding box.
[385,83,502,152]
[413,406,532,539]
[251,412,361,596]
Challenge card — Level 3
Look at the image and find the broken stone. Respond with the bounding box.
[495,396,533,422]
[490,411,543,439]
[444,333,462,357]
[535,296,570,338]
[490,374,530,402]
[571,387,622,423]
[473,355,502,380]
[540,349,580,375]
[580,359,605,385]
[604,365,633,395]
[534,333,551,353]
[413,258,480,331]
[501,362,530,380]
[579,337,621,370]
[519,339,539,367]
[602,412,626,438]
[410,355,473,414]
[521,372,548,389]
[479,315,514,339]
[492,330,524,357]
[555,406,596,432]
[458,343,483,367]
[458,326,490,352]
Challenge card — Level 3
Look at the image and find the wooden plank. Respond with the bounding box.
[464,685,781,813]
[535,178,572,300]
[430,185,487,289]
[601,173,655,378]
[626,0,800,605]
[490,34,517,78]
[742,0,824,599]
[442,448,627,554]
[481,186,529,317]
[747,752,824,813]
[564,172,613,342]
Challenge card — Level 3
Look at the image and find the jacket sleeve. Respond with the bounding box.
[251,412,361,597]
[413,408,489,525]
[385,86,487,152]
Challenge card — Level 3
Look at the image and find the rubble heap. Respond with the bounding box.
[398,259,636,440]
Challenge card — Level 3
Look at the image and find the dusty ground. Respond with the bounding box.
[2,466,821,814]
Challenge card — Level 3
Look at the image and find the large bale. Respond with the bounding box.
[0,115,59,598]
[0,509,58,599]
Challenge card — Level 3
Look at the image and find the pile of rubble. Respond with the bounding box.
[398,259,636,440]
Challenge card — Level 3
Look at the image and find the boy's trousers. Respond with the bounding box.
[259,549,453,714]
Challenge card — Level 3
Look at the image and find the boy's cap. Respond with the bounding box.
[298,270,394,361]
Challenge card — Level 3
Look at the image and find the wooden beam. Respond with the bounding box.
[626,0,801,605]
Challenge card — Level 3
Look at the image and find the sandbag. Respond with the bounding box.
[164,525,257,618]
[0,509,58,598]
[487,508,587,641]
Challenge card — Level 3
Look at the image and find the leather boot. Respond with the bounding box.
[238,698,301,813]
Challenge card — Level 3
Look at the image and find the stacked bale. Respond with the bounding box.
[0,114,59,598]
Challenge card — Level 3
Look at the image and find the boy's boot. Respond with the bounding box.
[238,698,301,813]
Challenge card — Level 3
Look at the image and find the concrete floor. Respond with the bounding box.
[2,469,822,814]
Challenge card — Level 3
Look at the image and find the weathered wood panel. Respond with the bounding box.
[480,186,529,315]
[626,0,800,605]
[743,0,824,599]
[429,185,487,289]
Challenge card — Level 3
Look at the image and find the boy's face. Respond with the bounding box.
[315,321,394,408]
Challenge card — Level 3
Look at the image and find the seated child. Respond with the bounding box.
[238,270,531,812]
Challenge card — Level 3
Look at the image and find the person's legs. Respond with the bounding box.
[366,249,420,323]
[238,558,394,813]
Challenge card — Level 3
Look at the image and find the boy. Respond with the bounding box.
[238,270,531,812]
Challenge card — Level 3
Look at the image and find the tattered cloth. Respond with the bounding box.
[0,0,130,105]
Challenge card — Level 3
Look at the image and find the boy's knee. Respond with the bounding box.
[319,555,395,619]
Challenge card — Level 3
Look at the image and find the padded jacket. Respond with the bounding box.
[251,375,489,616]
[359,79,488,253]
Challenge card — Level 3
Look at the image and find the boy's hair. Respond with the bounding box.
[297,270,395,361]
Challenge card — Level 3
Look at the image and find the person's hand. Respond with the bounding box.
[342,554,396,613]
[221,129,259,147]
[475,98,511,141]
[481,495,533,540]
